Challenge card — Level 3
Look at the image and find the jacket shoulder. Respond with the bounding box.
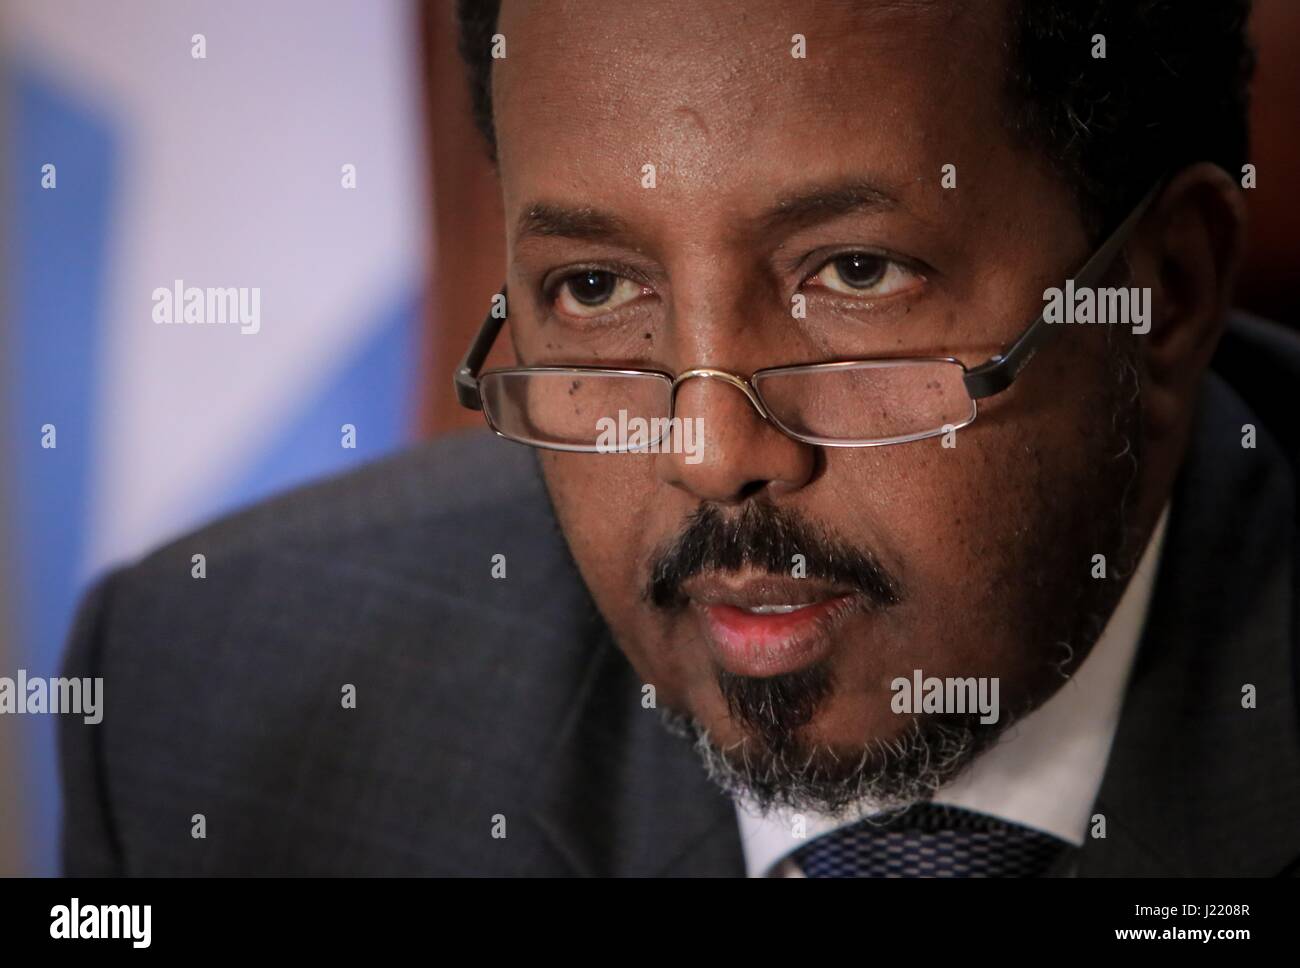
[140,430,546,570]
[60,431,591,874]
[1216,312,1300,465]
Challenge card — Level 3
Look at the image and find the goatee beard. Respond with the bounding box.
[659,659,1006,817]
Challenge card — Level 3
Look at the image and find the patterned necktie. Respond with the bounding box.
[792,802,1070,877]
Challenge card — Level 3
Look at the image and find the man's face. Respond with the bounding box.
[492,0,1144,811]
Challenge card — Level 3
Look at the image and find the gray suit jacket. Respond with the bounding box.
[59,315,1300,876]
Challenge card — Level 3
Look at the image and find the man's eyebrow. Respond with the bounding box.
[514,179,901,245]
[515,203,631,244]
[755,179,901,235]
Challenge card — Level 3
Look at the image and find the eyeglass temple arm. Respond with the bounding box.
[454,285,509,411]
[962,179,1165,400]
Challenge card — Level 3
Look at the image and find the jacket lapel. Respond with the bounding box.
[526,627,745,876]
[1076,369,1300,875]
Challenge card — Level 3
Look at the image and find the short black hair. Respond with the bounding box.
[454,0,1254,236]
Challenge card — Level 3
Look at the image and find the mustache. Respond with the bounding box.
[645,503,903,610]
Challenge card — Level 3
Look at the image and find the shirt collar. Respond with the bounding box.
[735,504,1171,878]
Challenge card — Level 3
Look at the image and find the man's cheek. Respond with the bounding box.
[828,440,1009,574]
[539,454,652,598]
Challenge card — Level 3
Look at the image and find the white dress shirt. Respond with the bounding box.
[735,505,1171,877]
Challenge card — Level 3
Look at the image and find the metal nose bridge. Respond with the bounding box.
[669,368,771,420]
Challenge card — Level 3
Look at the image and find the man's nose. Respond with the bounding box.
[656,374,817,504]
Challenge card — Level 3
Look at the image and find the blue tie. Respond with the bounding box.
[792,802,1070,878]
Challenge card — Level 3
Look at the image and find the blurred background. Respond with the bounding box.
[1,0,1297,875]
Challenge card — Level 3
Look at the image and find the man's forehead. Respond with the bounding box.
[498,1,995,61]
[497,0,967,40]
[493,0,998,129]
[493,0,1009,239]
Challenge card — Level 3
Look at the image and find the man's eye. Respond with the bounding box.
[554,270,645,318]
[807,253,918,298]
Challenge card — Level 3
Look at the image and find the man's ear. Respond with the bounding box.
[1133,162,1248,443]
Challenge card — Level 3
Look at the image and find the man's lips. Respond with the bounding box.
[681,572,865,677]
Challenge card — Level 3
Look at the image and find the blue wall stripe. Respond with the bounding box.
[210,286,421,520]
[7,65,117,875]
